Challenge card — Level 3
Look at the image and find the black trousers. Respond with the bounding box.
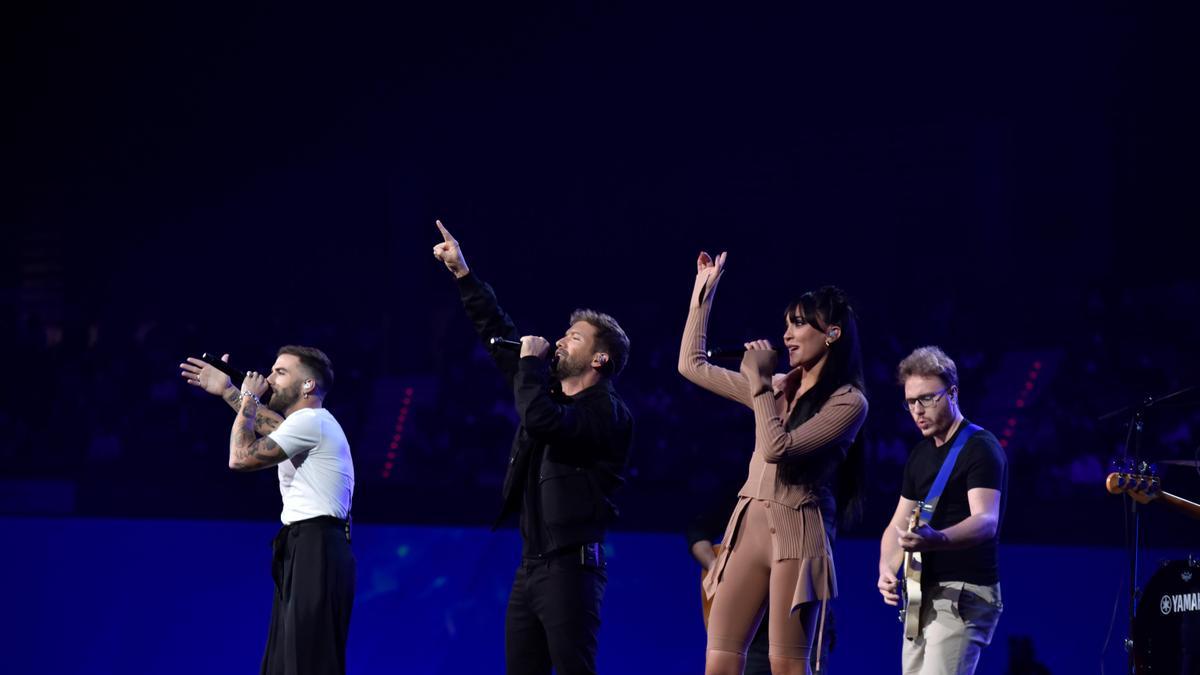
[505,552,607,675]
[261,517,356,675]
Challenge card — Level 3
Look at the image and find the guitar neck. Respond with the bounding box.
[1158,491,1200,520]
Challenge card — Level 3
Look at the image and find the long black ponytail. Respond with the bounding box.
[789,285,867,526]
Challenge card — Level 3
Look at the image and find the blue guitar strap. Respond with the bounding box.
[919,422,981,525]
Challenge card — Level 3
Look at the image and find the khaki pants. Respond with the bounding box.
[902,581,1003,675]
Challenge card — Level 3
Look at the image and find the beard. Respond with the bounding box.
[554,351,591,379]
[267,383,302,413]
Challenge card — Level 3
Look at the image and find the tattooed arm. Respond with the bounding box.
[222,386,284,435]
[179,354,284,436]
[228,371,287,472]
[229,395,289,471]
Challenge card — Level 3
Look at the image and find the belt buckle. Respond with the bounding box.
[580,542,601,567]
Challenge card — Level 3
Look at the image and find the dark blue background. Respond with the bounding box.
[3,1,1199,672]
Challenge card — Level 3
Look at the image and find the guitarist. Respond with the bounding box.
[877,346,1007,675]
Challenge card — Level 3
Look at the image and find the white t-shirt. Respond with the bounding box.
[267,407,355,525]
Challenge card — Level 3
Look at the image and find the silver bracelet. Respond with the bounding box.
[240,389,261,405]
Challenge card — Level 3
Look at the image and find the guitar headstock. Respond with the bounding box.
[1105,458,1161,504]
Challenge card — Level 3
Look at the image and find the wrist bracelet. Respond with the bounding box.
[240,389,261,405]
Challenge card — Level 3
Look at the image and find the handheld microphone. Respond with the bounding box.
[488,337,560,369]
[200,352,247,383]
[488,337,523,352]
[705,344,776,359]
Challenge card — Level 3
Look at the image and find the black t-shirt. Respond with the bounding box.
[900,420,1007,586]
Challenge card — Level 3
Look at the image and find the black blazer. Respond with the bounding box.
[457,272,634,555]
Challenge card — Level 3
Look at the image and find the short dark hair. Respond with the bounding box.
[277,345,335,395]
[569,309,630,377]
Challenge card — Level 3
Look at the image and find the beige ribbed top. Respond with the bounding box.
[678,268,867,609]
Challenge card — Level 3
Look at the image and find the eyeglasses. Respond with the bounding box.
[902,388,948,412]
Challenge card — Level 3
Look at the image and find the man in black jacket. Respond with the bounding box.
[432,220,634,675]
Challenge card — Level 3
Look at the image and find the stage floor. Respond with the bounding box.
[2,516,1189,673]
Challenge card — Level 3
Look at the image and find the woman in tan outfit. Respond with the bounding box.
[679,251,868,675]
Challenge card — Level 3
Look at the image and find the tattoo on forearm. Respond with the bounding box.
[250,437,283,462]
[255,414,280,435]
[228,389,283,435]
[228,393,285,468]
[233,436,283,465]
[233,422,256,447]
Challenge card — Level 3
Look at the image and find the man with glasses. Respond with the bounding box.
[876,346,1007,675]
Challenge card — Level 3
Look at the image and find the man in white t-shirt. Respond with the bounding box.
[181,345,355,675]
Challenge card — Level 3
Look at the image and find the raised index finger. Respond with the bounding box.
[435,219,456,243]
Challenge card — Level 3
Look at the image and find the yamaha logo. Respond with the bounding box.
[1160,591,1200,615]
